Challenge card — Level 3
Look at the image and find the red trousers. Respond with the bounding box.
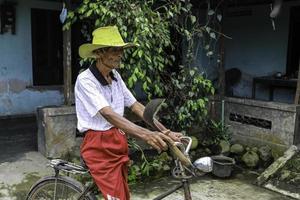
[80,128,130,200]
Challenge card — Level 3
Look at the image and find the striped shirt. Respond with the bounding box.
[75,64,136,132]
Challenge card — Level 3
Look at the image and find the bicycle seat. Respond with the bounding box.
[49,159,88,174]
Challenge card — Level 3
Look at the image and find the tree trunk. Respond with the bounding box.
[218,3,226,98]
[63,0,72,106]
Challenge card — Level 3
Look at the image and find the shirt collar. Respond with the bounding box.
[89,63,117,86]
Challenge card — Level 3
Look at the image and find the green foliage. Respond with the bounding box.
[128,152,172,184]
[161,66,214,131]
[201,119,231,147]
[65,0,220,133]
[65,0,177,99]
[285,154,300,172]
[128,137,172,184]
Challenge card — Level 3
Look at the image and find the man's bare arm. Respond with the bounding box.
[100,106,174,152]
[130,102,182,141]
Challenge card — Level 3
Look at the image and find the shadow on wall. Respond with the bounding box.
[225,68,254,98]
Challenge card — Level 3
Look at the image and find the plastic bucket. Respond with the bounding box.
[211,155,235,178]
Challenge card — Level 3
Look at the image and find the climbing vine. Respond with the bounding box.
[64,0,227,132]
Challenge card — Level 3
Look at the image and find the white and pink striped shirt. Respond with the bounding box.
[74,64,136,132]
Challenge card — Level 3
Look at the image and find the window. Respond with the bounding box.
[31,8,63,86]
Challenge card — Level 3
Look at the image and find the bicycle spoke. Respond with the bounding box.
[30,182,82,199]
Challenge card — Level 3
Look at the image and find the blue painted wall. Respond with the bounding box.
[193,2,300,103]
[0,0,64,116]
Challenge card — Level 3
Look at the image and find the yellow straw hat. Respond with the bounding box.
[79,26,137,59]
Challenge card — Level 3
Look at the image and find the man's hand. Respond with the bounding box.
[162,130,183,142]
[144,131,175,153]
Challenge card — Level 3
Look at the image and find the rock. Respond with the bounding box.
[258,146,272,162]
[191,136,199,150]
[279,169,291,181]
[190,151,196,158]
[219,140,230,154]
[271,148,282,160]
[205,148,212,155]
[230,144,244,155]
[242,151,259,168]
[163,164,170,171]
[235,173,245,179]
[252,147,258,153]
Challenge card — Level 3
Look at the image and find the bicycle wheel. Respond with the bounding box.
[26,175,97,200]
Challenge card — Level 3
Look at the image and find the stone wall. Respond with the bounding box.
[37,106,141,159]
[37,106,78,159]
[225,97,300,153]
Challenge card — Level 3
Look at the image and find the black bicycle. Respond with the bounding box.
[26,99,213,200]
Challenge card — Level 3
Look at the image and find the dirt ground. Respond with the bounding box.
[0,151,294,200]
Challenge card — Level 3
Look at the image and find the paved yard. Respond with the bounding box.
[0,151,294,200]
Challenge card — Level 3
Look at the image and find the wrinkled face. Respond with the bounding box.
[94,47,124,69]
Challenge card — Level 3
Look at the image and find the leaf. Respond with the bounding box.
[145,55,152,63]
[206,51,213,56]
[128,78,133,88]
[132,50,138,57]
[181,7,188,13]
[132,74,137,82]
[134,67,139,74]
[68,11,74,19]
[146,77,152,83]
[86,10,93,17]
[210,32,216,39]
[217,14,222,22]
[205,26,211,33]
[95,19,100,26]
[184,29,190,36]
[190,15,196,24]
[138,50,143,58]
[189,70,195,76]
[208,10,215,16]
[143,82,148,91]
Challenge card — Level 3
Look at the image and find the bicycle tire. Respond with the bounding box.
[26,175,97,200]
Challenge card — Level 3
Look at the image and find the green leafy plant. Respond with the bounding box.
[128,138,172,184]
[64,0,221,133]
[201,119,231,147]
[128,152,172,184]
[160,66,215,131]
[64,0,226,183]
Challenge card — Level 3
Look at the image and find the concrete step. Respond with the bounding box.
[0,116,37,163]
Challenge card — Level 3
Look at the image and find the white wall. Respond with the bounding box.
[224,4,289,76]
[0,0,64,116]
[222,2,300,103]
[192,2,300,103]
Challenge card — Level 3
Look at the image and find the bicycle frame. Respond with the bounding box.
[76,183,98,200]
[153,137,194,200]
[48,136,195,200]
[41,98,213,200]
